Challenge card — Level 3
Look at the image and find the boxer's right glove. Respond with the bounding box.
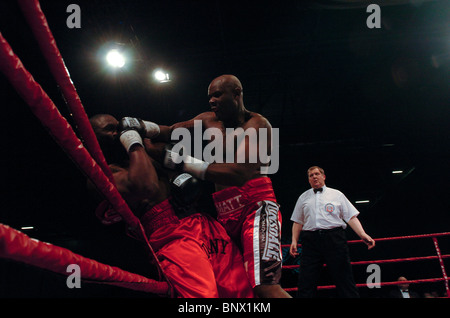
[119,117,160,139]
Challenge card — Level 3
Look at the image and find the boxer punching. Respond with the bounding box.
[125,75,291,298]
[89,114,254,298]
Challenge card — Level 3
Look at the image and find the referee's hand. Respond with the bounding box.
[290,242,299,257]
[361,234,376,250]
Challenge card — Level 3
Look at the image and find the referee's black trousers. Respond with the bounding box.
[296,227,359,298]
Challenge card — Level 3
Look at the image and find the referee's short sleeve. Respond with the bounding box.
[340,193,360,222]
[290,195,305,224]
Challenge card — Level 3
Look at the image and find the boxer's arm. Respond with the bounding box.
[153,125,172,142]
[112,124,161,204]
[152,112,214,142]
[113,145,160,202]
[204,116,272,186]
[143,112,215,170]
[157,113,272,186]
[161,115,272,185]
[204,162,261,186]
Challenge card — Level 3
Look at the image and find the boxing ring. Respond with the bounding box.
[0,0,448,298]
[281,232,450,297]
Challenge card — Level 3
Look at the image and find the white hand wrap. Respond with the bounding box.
[182,155,210,180]
[143,120,160,138]
[164,148,209,180]
[120,130,143,153]
[163,149,183,170]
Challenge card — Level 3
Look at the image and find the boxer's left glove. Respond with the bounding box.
[163,144,210,180]
[119,129,143,153]
[118,118,144,152]
[119,117,160,139]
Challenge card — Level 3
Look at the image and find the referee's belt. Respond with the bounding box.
[303,227,343,235]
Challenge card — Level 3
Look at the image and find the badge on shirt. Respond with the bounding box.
[324,203,335,213]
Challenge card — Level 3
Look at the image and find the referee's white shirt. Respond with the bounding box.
[290,186,360,231]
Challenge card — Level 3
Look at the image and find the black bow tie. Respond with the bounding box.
[314,188,323,193]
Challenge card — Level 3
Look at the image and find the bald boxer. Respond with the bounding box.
[135,75,290,298]
[89,114,254,298]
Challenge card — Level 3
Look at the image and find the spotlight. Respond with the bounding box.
[106,49,125,68]
[153,69,171,83]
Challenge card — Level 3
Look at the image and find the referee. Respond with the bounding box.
[289,166,375,298]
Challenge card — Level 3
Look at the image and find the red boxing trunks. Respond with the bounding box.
[140,199,254,298]
[212,177,283,288]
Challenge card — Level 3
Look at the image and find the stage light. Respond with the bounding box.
[153,69,171,83]
[355,200,370,204]
[392,170,403,174]
[106,49,125,68]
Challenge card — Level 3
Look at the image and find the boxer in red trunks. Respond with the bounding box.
[89,114,253,298]
[140,75,291,298]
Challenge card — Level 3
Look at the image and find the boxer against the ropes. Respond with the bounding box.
[89,114,254,298]
[133,75,290,298]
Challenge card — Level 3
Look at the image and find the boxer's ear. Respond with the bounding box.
[233,86,242,99]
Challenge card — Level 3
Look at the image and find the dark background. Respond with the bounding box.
[1,0,449,298]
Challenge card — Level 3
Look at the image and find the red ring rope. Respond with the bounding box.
[17,0,114,184]
[0,32,138,230]
[433,237,450,296]
[13,3,163,274]
[0,31,172,295]
[282,232,450,297]
[0,223,169,295]
[0,0,176,294]
[283,278,449,292]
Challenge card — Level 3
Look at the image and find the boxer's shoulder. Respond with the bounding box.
[195,111,223,129]
[244,112,271,130]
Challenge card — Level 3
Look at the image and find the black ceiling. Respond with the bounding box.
[0,0,449,297]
